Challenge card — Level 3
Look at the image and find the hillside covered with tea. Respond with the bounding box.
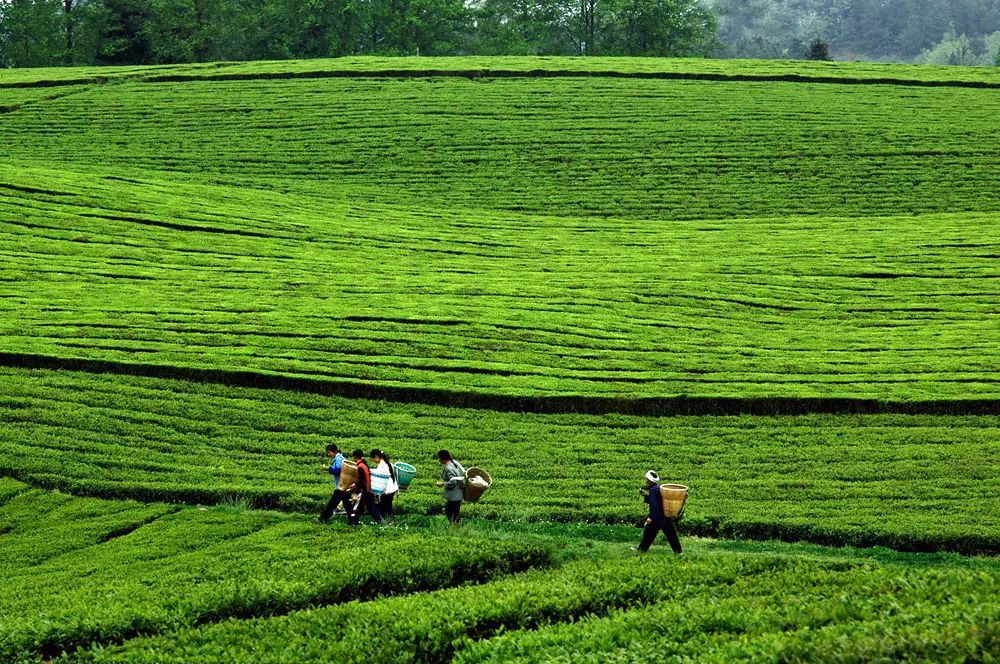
[1,58,998,662]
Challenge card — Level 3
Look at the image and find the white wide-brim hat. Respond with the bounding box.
[645,470,659,483]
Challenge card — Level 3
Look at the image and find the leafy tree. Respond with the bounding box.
[140,0,202,63]
[95,0,151,63]
[403,0,471,55]
[710,0,827,58]
[551,0,612,54]
[469,0,565,54]
[1,0,63,66]
[578,0,598,54]
[4,0,720,64]
[805,37,830,60]
[920,22,980,65]
[355,0,469,54]
[612,0,717,56]
[57,0,104,62]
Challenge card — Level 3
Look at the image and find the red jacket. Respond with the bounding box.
[355,459,372,494]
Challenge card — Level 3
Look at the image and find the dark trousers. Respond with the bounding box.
[349,493,383,525]
[319,489,351,522]
[638,518,682,554]
[379,492,396,518]
[445,500,462,524]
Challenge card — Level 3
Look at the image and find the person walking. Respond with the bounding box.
[348,449,383,526]
[370,449,399,518]
[637,470,682,554]
[435,449,465,525]
[317,444,350,523]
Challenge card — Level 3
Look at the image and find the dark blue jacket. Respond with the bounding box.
[645,484,666,523]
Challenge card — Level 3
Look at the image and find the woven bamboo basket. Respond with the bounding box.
[463,467,492,503]
[659,484,689,519]
[339,461,358,493]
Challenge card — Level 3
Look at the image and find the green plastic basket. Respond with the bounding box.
[394,462,417,491]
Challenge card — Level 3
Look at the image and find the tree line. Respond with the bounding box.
[0,0,718,67]
[4,0,1000,68]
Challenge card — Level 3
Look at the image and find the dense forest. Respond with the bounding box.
[713,0,1000,64]
[2,0,1000,67]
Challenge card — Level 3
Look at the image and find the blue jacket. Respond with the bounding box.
[645,484,666,523]
[328,452,344,489]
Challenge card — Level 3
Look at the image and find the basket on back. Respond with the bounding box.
[393,462,416,491]
[339,461,358,493]
[370,471,390,496]
[659,484,689,519]
[463,467,492,503]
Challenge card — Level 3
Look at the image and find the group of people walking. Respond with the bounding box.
[316,445,683,555]
[317,446,469,526]
[317,445,399,525]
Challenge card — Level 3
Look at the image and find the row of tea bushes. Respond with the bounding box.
[457,562,1000,663]
[0,483,551,662]
[6,73,1000,222]
[74,544,1000,663]
[3,369,997,554]
[6,57,1000,89]
[0,481,178,570]
[3,164,998,402]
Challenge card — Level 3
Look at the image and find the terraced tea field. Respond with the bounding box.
[6,76,1000,222]
[0,479,550,661]
[2,164,997,403]
[2,368,998,555]
[2,57,998,661]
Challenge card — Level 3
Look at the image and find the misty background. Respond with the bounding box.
[2,0,1000,67]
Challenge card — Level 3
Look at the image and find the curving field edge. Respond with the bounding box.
[3,352,997,417]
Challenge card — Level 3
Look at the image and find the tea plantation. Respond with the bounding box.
[1,57,998,662]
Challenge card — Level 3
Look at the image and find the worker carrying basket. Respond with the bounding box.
[637,470,685,555]
[435,450,493,525]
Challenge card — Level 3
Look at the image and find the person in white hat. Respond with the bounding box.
[637,470,682,554]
